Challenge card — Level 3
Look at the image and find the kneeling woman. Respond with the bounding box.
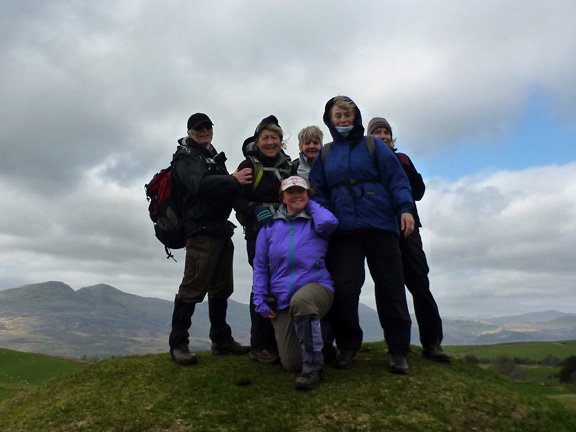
[252,176,338,390]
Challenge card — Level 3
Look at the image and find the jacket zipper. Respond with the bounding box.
[289,221,295,294]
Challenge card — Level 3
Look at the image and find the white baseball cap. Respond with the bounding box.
[280,176,309,192]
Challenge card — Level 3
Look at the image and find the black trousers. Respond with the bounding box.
[247,236,277,352]
[169,296,232,350]
[400,226,443,346]
[326,230,411,355]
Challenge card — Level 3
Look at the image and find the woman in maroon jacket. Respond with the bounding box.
[368,116,450,363]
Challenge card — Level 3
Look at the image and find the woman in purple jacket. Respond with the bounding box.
[253,176,338,390]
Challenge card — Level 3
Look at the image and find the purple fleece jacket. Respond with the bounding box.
[252,199,338,318]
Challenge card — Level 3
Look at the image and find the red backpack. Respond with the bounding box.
[145,160,185,260]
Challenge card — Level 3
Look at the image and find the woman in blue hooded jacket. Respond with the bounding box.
[309,96,415,374]
[253,176,338,390]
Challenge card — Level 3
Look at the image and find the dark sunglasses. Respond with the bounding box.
[193,123,213,132]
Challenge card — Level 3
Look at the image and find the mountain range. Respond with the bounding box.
[1,281,575,358]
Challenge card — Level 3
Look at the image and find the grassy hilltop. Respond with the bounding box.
[1,342,576,432]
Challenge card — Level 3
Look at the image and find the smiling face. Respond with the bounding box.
[281,187,309,214]
[188,123,213,147]
[330,105,355,127]
[372,127,394,149]
[256,129,282,158]
[301,137,322,162]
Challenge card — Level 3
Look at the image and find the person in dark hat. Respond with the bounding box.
[234,115,295,365]
[368,116,450,363]
[168,112,252,366]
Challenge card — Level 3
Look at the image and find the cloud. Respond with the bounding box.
[413,162,576,316]
[1,0,576,319]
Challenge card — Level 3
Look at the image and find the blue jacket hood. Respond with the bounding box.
[323,96,365,144]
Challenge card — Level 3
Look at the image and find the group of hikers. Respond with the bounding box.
[165,95,450,391]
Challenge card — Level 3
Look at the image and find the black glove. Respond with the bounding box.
[214,151,227,165]
[264,296,277,312]
[254,205,274,227]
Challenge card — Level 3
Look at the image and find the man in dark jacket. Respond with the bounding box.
[168,112,252,365]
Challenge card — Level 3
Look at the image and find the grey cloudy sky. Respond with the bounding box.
[1,0,575,318]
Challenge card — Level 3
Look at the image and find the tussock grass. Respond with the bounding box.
[1,342,575,431]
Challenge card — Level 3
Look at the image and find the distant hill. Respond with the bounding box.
[483,310,574,326]
[440,312,576,345]
[0,281,575,358]
[0,281,249,358]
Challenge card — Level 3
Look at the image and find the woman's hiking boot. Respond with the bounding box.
[295,369,325,391]
[389,354,409,375]
[334,350,356,369]
[170,345,197,366]
[422,343,451,363]
[210,338,250,355]
[293,315,326,390]
[250,348,280,364]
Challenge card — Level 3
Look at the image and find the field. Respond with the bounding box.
[0,348,88,402]
[444,340,576,361]
[445,340,576,408]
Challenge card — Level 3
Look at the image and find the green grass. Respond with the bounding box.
[0,348,87,402]
[444,340,576,361]
[525,365,560,381]
[444,342,576,407]
[1,342,575,432]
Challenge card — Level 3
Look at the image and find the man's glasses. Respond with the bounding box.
[193,124,213,132]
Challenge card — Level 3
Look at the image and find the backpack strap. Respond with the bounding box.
[365,135,376,157]
[320,142,332,164]
[249,156,264,192]
[321,136,375,164]
[261,166,292,183]
[249,155,292,191]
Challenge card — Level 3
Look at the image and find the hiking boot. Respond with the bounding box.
[249,348,279,364]
[171,346,197,366]
[389,354,409,375]
[295,369,325,391]
[422,344,451,363]
[211,339,250,355]
[334,350,356,369]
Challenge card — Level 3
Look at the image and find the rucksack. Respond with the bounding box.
[145,157,185,261]
[396,152,410,166]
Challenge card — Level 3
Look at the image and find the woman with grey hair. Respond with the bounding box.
[293,125,323,184]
